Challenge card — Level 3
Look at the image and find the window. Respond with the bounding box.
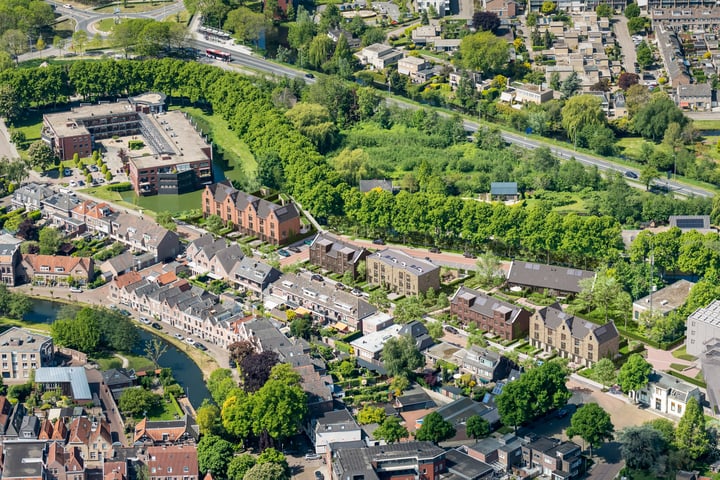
[55,267,65,273]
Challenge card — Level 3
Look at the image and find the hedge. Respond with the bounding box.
[666,369,706,388]
[107,182,133,192]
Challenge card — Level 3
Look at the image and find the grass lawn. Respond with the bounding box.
[95,18,117,32]
[11,111,43,146]
[672,345,697,361]
[120,190,202,215]
[693,119,720,131]
[176,106,257,176]
[53,18,76,37]
[95,1,175,14]
[94,352,154,371]
[615,136,668,160]
[134,398,183,421]
[0,317,51,335]
[163,9,189,22]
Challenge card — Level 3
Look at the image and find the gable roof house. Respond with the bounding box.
[230,257,281,298]
[71,201,114,235]
[310,409,362,454]
[450,286,530,341]
[453,345,515,383]
[490,182,519,201]
[530,303,619,367]
[146,446,199,480]
[46,443,85,480]
[109,214,180,262]
[309,233,369,278]
[0,241,22,287]
[20,254,94,286]
[66,416,112,468]
[101,368,136,401]
[133,416,200,446]
[506,260,595,297]
[185,235,228,276]
[202,182,301,246]
[12,183,54,211]
[634,370,702,417]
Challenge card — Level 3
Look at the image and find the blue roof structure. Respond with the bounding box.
[35,367,91,400]
[490,182,518,196]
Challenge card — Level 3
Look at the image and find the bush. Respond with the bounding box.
[128,140,145,150]
[107,182,132,192]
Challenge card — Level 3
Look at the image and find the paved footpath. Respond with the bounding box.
[0,119,20,160]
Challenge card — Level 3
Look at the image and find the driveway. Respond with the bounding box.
[614,15,638,73]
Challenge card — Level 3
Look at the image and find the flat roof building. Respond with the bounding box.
[687,300,720,356]
[366,249,440,296]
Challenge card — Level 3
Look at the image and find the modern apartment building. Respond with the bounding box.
[366,249,440,296]
[450,286,530,341]
[530,303,619,367]
[202,182,301,246]
[686,299,720,356]
[0,328,53,382]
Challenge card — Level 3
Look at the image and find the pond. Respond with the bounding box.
[23,299,210,408]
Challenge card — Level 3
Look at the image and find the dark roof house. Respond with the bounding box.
[506,260,595,295]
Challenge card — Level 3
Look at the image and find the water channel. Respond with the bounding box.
[23,299,210,407]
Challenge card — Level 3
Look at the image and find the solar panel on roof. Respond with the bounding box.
[676,218,705,229]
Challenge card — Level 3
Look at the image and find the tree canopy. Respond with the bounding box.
[459,31,510,74]
[415,412,456,443]
[674,397,711,460]
[617,354,652,397]
[566,403,614,457]
[381,335,424,378]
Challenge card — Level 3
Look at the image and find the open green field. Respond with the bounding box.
[693,119,720,131]
[177,106,257,177]
[163,9,189,22]
[95,18,117,32]
[94,1,175,14]
[120,190,201,214]
[94,352,154,371]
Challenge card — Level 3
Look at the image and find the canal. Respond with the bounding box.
[23,299,210,408]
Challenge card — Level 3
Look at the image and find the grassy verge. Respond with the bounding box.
[693,119,720,131]
[176,106,257,176]
[0,317,52,335]
[95,18,117,33]
[93,352,154,371]
[672,345,697,362]
[163,9,189,22]
[94,1,175,13]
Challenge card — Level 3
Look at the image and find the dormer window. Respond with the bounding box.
[55,267,65,273]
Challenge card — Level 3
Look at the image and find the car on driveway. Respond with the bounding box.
[278,249,291,257]
[174,333,184,341]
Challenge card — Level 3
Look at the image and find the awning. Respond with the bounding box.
[333,322,349,332]
[295,307,311,316]
[207,272,222,280]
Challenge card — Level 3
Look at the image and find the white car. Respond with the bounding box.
[63,3,73,7]
[184,338,196,345]
[140,317,151,325]
[174,333,184,341]
[69,181,77,187]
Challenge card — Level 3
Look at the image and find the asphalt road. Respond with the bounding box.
[48,0,186,33]
[613,15,638,74]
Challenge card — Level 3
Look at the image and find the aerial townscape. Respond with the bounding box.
[4,0,720,479]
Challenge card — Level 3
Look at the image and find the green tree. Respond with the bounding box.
[155,211,177,231]
[577,268,630,321]
[595,3,613,17]
[71,30,88,55]
[251,363,308,442]
[196,401,220,435]
[228,454,256,480]
[118,387,161,416]
[459,31,510,74]
[466,415,490,439]
[625,2,640,17]
[617,354,652,399]
[475,252,504,287]
[592,358,616,388]
[415,411,456,443]
[198,434,236,480]
[633,93,686,141]
[224,7,266,45]
[566,403,614,457]
[289,316,312,340]
[636,40,653,68]
[1,29,28,62]
[285,102,337,152]
[560,71,582,99]
[242,462,288,480]
[373,416,409,444]
[207,368,236,405]
[674,397,711,461]
[357,405,386,425]
[561,94,606,144]
[27,141,55,172]
[645,418,675,444]
[541,1,556,13]
[628,16,647,34]
[392,296,426,323]
[38,227,62,255]
[381,335,423,378]
[221,388,254,439]
[205,214,224,234]
[618,425,668,473]
[0,84,21,122]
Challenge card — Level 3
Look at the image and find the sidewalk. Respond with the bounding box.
[0,119,20,161]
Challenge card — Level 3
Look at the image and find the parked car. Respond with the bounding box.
[151,323,163,330]
[174,333,184,341]
[184,338,196,345]
[89,165,99,172]
[278,249,291,257]
[444,325,459,334]
[429,246,441,253]
[556,404,577,418]
[64,168,72,176]
[288,246,301,253]
[69,181,77,188]
[305,453,321,461]
[69,286,82,293]
[311,274,323,282]
[140,317,151,325]
[372,238,385,245]
[195,343,208,351]
[315,472,324,480]
[335,282,346,290]
[229,359,237,368]
[351,288,363,297]
[119,309,131,317]
[77,180,85,187]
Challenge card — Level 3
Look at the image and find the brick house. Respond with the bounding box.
[450,286,530,341]
[308,233,368,278]
[530,303,619,367]
[366,249,440,296]
[202,182,301,246]
[19,254,94,286]
[146,446,199,480]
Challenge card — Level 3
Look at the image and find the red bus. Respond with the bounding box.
[206,49,231,62]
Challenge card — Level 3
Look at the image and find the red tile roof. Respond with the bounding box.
[147,446,198,479]
[22,254,93,277]
[114,271,142,289]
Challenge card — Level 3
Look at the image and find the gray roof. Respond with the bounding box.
[102,368,135,387]
[432,397,496,426]
[452,286,526,325]
[648,370,700,402]
[469,437,502,455]
[231,257,280,284]
[359,179,393,193]
[334,441,444,479]
[2,442,46,479]
[701,339,720,413]
[13,183,53,203]
[507,260,595,294]
[490,182,518,195]
[677,83,712,99]
[42,192,81,212]
[102,251,136,273]
[111,213,179,251]
[207,182,300,223]
[0,327,52,352]
[315,409,360,432]
[213,244,245,273]
[311,233,368,264]
[668,215,711,230]
[35,367,91,400]
[369,249,439,276]
[444,448,494,479]
[536,303,619,344]
[633,279,695,315]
